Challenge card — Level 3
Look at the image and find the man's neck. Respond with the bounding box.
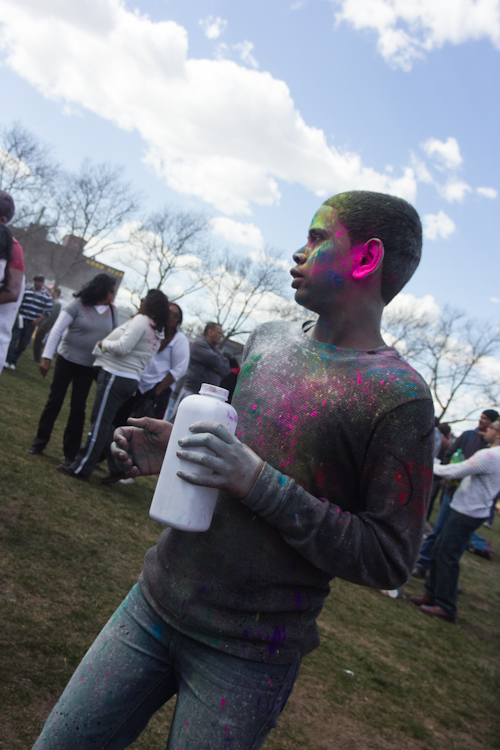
[307,301,386,350]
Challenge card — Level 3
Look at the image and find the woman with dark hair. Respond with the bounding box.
[27,273,116,462]
[114,301,189,424]
[58,289,170,483]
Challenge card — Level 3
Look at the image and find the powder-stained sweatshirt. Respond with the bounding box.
[141,321,434,664]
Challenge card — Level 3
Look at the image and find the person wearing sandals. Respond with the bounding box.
[57,289,170,484]
[27,274,117,463]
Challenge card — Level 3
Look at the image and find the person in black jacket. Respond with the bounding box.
[171,322,230,417]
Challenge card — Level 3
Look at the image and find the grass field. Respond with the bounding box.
[1,354,499,749]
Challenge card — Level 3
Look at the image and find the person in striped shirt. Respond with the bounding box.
[5,274,52,369]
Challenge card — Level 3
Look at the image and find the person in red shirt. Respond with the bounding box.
[0,190,25,374]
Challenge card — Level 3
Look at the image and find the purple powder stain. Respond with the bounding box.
[221,698,226,707]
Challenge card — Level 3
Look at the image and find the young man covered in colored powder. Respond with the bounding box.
[33,191,434,750]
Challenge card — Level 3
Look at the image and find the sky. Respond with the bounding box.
[0,0,499,328]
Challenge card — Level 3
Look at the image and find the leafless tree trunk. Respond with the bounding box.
[127,207,209,307]
[190,249,288,343]
[49,160,141,283]
[0,122,59,230]
[382,302,500,423]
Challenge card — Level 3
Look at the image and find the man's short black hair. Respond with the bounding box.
[0,190,15,223]
[204,322,220,336]
[323,191,422,304]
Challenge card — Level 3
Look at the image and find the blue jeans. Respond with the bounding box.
[32,584,300,750]
[425,509,485,618]
[7,318,35,365]
[416,492,452,570]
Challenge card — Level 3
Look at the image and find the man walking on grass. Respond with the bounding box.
[5,273,52,369]
[33,191,434,750]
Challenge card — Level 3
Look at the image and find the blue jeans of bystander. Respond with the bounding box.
[416,491,452,571]
[424,509,486,619]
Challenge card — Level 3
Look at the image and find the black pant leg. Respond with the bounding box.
[33,327,46,363]
[32,355,74,451]
[63,362,96,462]
[72,372,138,478]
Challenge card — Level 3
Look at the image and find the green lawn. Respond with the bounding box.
[1,355,499,749]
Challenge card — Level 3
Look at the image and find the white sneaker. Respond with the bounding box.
[4,362,15,370]
[119,478,135,485]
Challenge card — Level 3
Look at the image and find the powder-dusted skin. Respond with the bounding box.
[141,321,434,664]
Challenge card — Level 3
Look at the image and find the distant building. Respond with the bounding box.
[11,225,124,292]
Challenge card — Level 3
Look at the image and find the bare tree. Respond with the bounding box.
[266,297,318,325]
[0,122,59,228]
[127,207,209,307]
[191,249,288,343]
[382,303,500,423]
[48,160,141,283]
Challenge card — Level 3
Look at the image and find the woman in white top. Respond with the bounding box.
[58,289,170,483]
[27,274,116,462]
[114,302,189,423]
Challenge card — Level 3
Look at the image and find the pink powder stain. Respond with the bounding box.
[311,411,318,417]
[185,721,189,726]
[237,430,242,438]
[221,698,226,707]
[322,399,327,405]
[381,380,385,385]
[269,678,274,686]
[80,677,85,682]
[251,404,258,410]
[336,230,343,237]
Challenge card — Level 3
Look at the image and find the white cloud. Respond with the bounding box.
[210,217,264,249]
[331,0,500,70]
[490,297,500,304]
[233,40,259,68]
[0,0,419,215]
[199,16,227,40]
[422,211,456,240]
[477,186,498,199]
[440,179,472,202]
[422,137,463,170]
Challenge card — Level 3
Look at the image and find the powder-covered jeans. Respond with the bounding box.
[32,583,300,750]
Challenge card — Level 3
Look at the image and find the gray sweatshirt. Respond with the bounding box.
[184,334,230,392]
[141,321,434,664]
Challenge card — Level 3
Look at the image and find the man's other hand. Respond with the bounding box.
[176,421,264,500]
[111,417,173,477]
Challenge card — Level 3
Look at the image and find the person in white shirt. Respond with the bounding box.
[114,302,189,424]
[57,289,170,484]
[411,420,500,622]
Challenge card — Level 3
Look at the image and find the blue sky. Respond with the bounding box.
[0,0,499,322]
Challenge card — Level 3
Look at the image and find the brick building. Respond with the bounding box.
[11,225,124,292]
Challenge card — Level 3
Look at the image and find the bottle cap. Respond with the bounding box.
[199,383,229,401]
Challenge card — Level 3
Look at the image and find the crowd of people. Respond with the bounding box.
[0,189,235,488]
[1,185,499,750]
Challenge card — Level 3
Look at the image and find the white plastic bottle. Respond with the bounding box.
[149,383,238,531]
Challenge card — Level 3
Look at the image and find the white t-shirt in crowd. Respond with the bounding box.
[138,330,190,393]
[433,445,500,518]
